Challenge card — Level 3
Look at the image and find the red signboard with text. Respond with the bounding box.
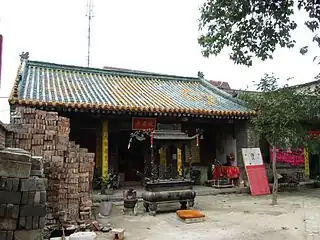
[269,148,304,166]
[132,118,156,130]
[242,148,270,196]
[310,131,320,137]
[268,131,320,166]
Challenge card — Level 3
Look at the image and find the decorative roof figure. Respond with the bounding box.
[19,52,29,62]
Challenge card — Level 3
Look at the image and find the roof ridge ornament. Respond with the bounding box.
[197,71,204,79]
[19,51,29,62]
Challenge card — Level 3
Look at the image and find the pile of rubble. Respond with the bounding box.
[9,107,95,226]
[0,148,47,240]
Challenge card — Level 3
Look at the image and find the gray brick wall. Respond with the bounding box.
[235,120,259,165]
[0,125,6,149]
[235,120,259,180]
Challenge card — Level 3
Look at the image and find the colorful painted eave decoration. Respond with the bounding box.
[8,60,255,117]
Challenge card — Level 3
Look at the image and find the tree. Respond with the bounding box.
[198,0,320,66]
[241,74,320,205]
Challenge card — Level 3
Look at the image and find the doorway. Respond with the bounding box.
[118,131,146,182]
[310,154,320,179]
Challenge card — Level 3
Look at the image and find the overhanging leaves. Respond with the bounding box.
[198,0,320,66]
[241,74,320,152]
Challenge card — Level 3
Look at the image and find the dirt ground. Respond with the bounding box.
[95,188,320,240]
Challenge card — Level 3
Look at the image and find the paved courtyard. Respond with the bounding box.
[95,188,320,240]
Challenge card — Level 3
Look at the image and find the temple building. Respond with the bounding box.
[8,56,258,185]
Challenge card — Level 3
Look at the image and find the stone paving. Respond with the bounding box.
[95,188,320,240]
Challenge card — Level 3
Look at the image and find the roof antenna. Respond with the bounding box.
[85,0,94,67]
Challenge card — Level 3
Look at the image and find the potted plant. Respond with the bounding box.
[100,169,120,195]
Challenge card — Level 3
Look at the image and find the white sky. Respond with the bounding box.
[0,0,319,123]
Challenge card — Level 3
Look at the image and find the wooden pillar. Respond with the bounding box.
[177,146,182,176]
[102,120,109,178]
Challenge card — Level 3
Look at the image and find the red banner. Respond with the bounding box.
[310,131,320,136]
[132,118,156,130]
[269,147,304,166]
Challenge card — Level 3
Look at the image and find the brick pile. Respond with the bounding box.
[9,106,95,225]
[0,148,47,240]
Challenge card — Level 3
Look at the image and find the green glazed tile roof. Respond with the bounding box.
[9,60,253,116]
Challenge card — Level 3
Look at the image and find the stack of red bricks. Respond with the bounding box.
[9,107,95,226]
[78,148,95,222]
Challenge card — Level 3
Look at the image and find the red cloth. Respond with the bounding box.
[212,166,240,180]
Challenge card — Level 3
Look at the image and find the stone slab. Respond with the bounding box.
[19,204,46,217]
[25,216,32,230]
[20,177,47,192]
[0,231,13,240]
[5,204,19,219]
[14,230,43,240]
[32,216,39,229]
[39,216,45,228]
[0,191,21,204]
[0,218,17,230]
[30,170,42,177]
[18,217,26,229]
[0,160,31,178]
[0,204,6,217]
[0,149,31,162]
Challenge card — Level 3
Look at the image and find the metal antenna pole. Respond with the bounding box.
[86,0,94,67]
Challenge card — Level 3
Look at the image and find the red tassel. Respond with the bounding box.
[196,135,199,146]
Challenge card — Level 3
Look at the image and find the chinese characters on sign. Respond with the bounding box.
[242,148,263,166]
[242,148,270,196]
[102,120,109,178]
[269,147,304,166]
[132,118,156,130]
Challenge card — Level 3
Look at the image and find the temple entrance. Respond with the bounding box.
[310,153,320,179]
[118,131,146,182]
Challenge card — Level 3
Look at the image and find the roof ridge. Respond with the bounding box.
[27,60,200,82]
[288,79,320,89]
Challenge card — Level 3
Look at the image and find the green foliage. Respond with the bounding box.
[243,74,320,152]
[100,168,120,190]
[198,0,320,66]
